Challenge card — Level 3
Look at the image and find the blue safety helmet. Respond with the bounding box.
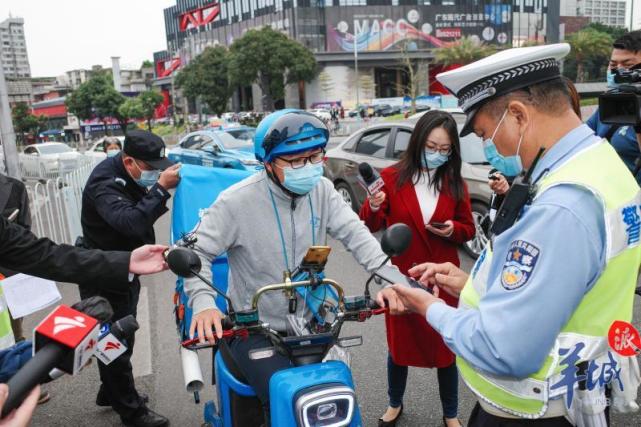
[254,109,329,163]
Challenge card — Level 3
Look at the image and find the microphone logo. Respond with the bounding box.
[53,316,87,335]
[104,341,122,351]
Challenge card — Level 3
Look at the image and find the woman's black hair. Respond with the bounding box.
[395,110,464,201]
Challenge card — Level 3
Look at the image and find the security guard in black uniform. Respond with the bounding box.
[79,130,180,427]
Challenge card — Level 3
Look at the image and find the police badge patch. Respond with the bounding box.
[501,240,540,291]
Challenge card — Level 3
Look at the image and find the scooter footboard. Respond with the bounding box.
[269,361,362,426]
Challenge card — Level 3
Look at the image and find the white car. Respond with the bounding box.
[309,109,332,122]
[84,137,126,161]
[19,143,84,180]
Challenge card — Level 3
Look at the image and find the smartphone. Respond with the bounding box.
[429,222,448,229]
[489,175,501,181]
[301,246,331,268]
[375,265,433,293]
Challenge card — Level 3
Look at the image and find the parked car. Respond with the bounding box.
[19,142,85,180]
[309,109,332,122]
[84,136,126,161]
[373,104,401,117]
[167,127,262,171]
[323,117,491,258]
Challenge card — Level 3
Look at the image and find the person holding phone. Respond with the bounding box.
[359,110,475,427]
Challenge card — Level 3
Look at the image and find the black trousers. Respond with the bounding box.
[80,279,144,420]
[468,403,574,427]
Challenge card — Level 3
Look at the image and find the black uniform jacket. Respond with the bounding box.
[81,153,170,252]
[0,215,131,291]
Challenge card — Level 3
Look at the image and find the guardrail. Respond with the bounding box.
[27,159,99,245]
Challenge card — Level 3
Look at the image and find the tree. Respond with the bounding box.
[434,37,496,67]
[393,40,428,114]
[318,70,334,100]
[138,91,164,131]
[175,46,233,118]
[228,26,317,111]
[11,103,47,143]
[586,22,627,42]
[66,74,127,134]
[141,60,154,69]
[118,97,144,124]
[566,28,612,83]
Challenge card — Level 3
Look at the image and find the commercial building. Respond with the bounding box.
[560,0,635,28]
[0,16,32,105]
[154,0,556,112]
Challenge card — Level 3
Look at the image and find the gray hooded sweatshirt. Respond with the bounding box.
[183,170,388,332]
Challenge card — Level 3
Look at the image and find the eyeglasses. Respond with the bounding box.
[425,145,452,156]
[275,150,325,169]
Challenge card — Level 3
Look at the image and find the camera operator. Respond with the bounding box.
[587,30,641,183]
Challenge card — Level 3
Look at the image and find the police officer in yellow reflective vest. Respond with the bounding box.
[378,43,641,426]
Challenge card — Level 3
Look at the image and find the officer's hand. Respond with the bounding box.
[489,173,510,195]
[0,384,40,427]
[158,164,181,190]
[190,308,224,343]
[408,262,468,297]
[368,191,386,210]
[375,287,406,315]
[129,245,169,275]
[390,284,444,317]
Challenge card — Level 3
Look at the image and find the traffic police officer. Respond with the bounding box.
[80,130,180,427]
[379,43,641,426]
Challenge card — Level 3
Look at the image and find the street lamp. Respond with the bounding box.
[353,20,360,109]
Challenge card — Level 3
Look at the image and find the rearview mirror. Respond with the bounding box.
[380,223,412,257]
[166,247,202,278]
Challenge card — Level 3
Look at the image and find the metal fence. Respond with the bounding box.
[27,159,99,245]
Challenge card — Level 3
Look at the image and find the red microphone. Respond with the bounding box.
[357,162,385,196]
[2,298,111,417]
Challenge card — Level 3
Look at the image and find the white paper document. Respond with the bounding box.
[0,274,61,318]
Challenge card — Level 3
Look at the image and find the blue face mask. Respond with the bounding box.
[133,161,161,188]
[422,149,449,169]
[482,109,524,177]
[282,163,324,195]
[107,149,120,158]
[607,69,620,88]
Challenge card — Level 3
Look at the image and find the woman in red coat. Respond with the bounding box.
[360,110,475,427]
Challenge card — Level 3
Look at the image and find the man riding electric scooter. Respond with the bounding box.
[183,109,403,423]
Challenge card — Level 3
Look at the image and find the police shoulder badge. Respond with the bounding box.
[501,240,540,291]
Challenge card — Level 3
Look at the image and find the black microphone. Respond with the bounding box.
[2,297,112,417]
[357,162,385,196]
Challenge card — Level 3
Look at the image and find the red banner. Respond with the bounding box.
[179,3,221,31]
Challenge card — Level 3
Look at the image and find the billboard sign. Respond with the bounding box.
[326,5,512,53]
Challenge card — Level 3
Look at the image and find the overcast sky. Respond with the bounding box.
[0,0,176,77]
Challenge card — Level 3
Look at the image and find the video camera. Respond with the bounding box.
[599,65,641,128]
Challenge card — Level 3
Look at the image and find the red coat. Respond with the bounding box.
[359,166,475,368]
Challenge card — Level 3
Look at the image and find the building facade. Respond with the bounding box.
[560,0,633,28]
[0,16,32,105]
[154,0,553,112]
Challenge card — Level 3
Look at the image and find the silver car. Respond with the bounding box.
[324,118,492,258]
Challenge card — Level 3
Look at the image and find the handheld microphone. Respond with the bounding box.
[357,162,385,196]
[2,297,112,417]
[94,315,139,365]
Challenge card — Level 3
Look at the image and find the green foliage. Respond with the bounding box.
[585,22,627,42]
[141,60,154,68]
[11,103,48,142]
[228,26,317,111]
[118,98,144,121]
[175,46,232,117]
[434,37,496,67]
[138,91,165,130]
[65,74,127,133]
[566,28,613,82]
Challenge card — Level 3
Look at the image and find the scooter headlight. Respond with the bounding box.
[295,385,355,427]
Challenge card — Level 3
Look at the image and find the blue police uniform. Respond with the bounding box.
[427,124,606,377]
[587,109,641,184]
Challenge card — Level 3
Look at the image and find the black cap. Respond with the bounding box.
[123,130,174,170]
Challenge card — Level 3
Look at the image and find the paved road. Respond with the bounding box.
[26,208,641,426]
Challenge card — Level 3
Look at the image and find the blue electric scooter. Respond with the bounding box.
[166,223,413,427]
